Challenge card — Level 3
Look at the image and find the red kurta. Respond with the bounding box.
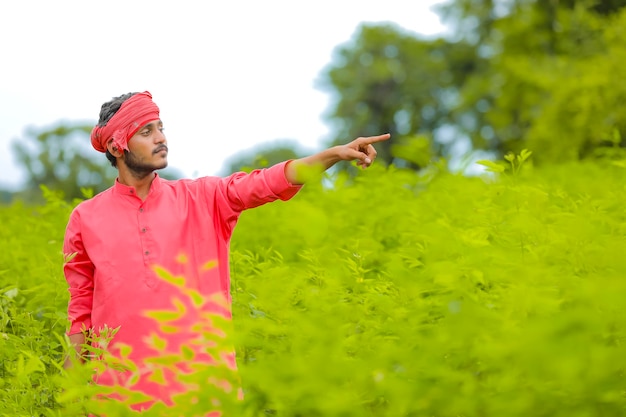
[63,161,301,410]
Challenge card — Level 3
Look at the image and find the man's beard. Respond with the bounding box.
[123,150,168,179]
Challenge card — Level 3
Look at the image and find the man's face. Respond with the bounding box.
[123,120,168,176]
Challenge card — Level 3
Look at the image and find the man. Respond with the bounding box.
[63,91,389,410]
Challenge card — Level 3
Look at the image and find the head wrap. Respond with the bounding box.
[90,91,160,153]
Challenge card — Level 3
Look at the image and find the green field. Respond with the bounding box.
[1,156,625,416]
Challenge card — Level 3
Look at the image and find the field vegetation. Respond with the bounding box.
[1,153,625,416]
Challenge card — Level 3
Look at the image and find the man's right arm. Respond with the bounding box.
[63,211,95,368]
[64,332,87,368]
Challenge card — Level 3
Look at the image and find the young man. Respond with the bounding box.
[63,91,389,410]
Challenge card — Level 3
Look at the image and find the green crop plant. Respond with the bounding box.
[0,154,625,416]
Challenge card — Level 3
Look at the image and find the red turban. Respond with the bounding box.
[90,91,160,153]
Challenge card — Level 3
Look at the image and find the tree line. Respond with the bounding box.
[6,0,626,202]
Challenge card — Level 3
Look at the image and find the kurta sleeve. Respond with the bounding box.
[213,160,303,237]
[63,209,95,335]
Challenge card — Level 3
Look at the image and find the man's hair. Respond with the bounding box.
[97,92,138,167]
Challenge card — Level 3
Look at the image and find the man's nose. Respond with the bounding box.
[154,129,166,143]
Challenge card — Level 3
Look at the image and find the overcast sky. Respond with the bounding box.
[0,1,447,190]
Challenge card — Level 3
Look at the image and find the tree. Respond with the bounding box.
[319,1,626,169]
[318,23,481,172]
[434,0,626,162]
[12,123,117,202]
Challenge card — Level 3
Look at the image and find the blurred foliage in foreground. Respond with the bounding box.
[1,152,625,415]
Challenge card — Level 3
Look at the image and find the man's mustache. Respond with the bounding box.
[153,145,168,154]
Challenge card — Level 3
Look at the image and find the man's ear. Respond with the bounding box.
[107,141,123,158]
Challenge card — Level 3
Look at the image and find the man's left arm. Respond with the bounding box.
[285,133,390,185]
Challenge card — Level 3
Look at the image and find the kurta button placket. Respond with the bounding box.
[138,205,156,287]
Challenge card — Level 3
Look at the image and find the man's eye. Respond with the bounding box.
[141,130,150,136]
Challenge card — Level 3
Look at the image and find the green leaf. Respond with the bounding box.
[181,345,195,361]
[144,310,183,322]
[476,159,505,173]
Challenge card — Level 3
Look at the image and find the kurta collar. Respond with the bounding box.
[113,173,163,197]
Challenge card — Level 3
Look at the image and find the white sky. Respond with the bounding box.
[0,1,447,190]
